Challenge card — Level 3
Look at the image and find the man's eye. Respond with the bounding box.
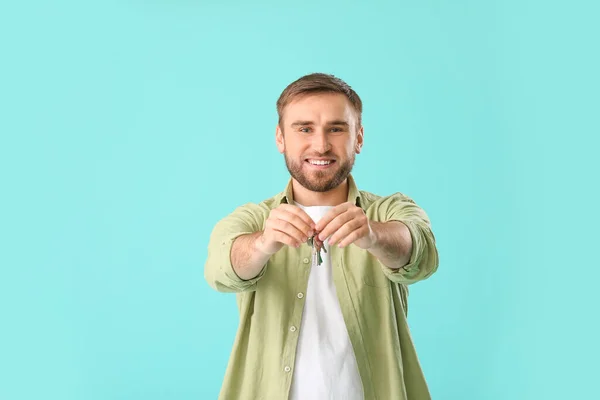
[331,128,342,132]
[300,128,311,133]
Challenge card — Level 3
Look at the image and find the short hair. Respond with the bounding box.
[276,73,362,126]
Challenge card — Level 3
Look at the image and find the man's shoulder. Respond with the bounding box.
[359,189,416,209]
[359,189,380,207]
[229,193,281,220]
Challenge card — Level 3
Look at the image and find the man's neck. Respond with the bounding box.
[291,178,348,207]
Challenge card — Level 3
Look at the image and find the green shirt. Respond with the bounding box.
[204,174,439,400]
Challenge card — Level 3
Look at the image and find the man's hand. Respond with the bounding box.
[315,202,376,249]
[256,204,315,255]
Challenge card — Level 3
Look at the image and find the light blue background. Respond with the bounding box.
[1,1,598,399]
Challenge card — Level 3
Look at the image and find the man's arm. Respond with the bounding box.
[204,203,268,293]
[230,231,272,281]
[313,192,438,286]
[373,193,439,285]
[366,220,413,270]
[204,203,315,293]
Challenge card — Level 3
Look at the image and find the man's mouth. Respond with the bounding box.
[305,159,336,169]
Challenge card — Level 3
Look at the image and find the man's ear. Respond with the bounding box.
[355,125,364,154]
[276,124,285,154]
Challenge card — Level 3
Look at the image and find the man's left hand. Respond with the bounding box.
[314,202,377,249]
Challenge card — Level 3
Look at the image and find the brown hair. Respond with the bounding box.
[276,73,363,126]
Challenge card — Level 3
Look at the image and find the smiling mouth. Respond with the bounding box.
[305,159,336,168]
[307,159,334,165]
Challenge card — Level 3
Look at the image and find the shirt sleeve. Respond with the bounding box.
[204,203,268,293]
[376,192,439,285]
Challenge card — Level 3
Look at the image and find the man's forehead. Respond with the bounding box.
[288,92,350,108]
[283,93,355,122]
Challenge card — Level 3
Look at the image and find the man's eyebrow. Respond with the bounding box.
[290,121,314,127]
[290,120,349,127]
[327,120,349,126]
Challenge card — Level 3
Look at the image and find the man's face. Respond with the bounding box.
[276,93,364,193]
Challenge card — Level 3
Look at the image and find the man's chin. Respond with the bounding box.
[303,177,337,192]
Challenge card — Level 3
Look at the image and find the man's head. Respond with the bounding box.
[275,73,364,193]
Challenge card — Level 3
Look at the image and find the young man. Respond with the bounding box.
[204,73,439,400]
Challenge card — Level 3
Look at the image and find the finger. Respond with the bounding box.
[314,202,352,233]
[279,210,314,238]
[276,205,316,236]
[270,218,309,244]
[328,218,363,246]
[336,226,368,248]
[314,236,324,248]
[278,204,315,229]
[318,210,354,242]
[271,228,303,248]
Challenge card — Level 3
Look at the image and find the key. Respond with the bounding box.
[307,235,327,266]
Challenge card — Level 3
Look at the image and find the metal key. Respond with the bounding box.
[307,235,327,266]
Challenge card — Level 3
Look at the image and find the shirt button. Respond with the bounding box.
[297,293,304,299]
[290,326,297,332]
[303,257,309,264]
[284,366,291,372]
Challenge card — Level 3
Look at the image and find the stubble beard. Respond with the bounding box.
[284,151,355,193]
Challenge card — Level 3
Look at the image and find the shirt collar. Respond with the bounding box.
[277,173,363,209]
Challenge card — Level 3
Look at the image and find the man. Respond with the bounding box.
[204,73,439,400]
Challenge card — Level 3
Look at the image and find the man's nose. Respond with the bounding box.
[312,131,331,153]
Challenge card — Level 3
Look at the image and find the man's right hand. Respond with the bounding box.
[255,204,316,255]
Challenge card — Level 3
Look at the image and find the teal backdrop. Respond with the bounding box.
[1,1,598,399]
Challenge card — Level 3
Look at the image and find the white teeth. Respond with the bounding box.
[308,160,332,165]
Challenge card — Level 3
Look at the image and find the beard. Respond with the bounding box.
[284,151,355,193]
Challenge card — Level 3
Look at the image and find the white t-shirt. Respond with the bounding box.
[289,203,364,400]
